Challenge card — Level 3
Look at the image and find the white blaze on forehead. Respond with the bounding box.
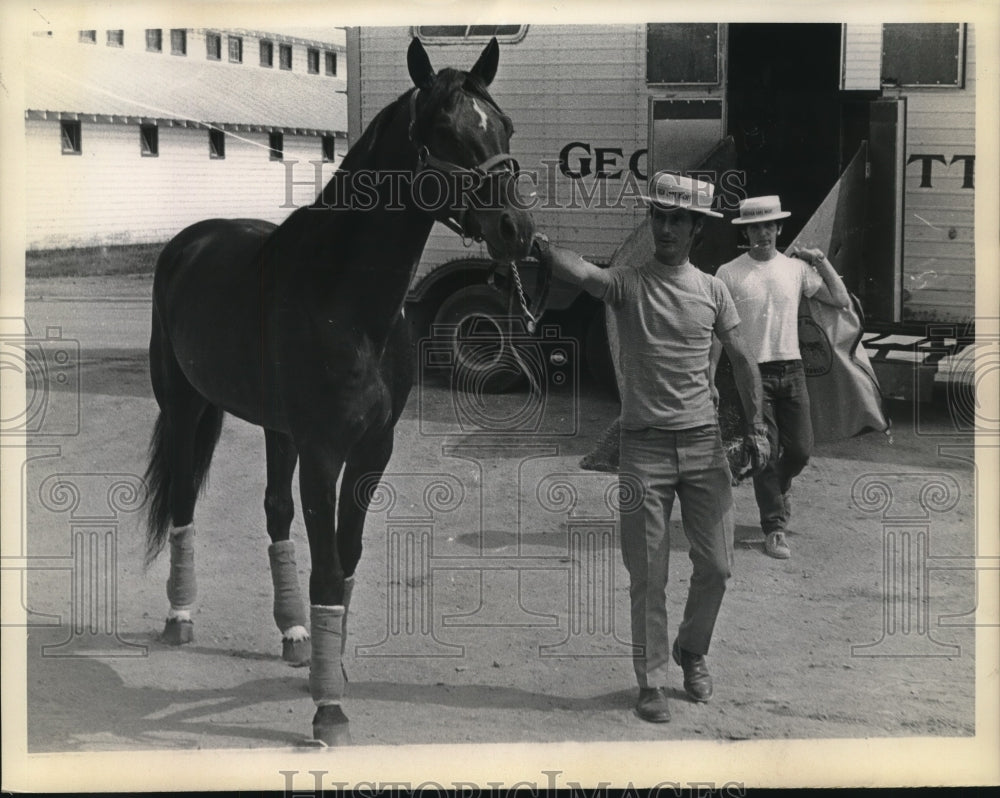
[471,98,489,131]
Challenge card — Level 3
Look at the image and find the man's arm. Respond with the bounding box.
[535,237,612,299]
[716,323,764,432]
[708,335,723,409]
[789,246,851,308]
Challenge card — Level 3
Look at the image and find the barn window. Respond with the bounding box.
[322,135,336,162]
[170,29,187,55]
[646,23,720,85]
[415,25,526,43]
[882,23,966,87]
[206,32,221,61]
[228,35,243,63]
[140,124,159,157]
[279,43,292,70]
[269,131,284,161]
[106,30,124,47]
[260,39,273,67]
[61,121,82,155]
[146,29,162,52]
[325,51,337,76]
[79,30,97,44]
[209,128,225,159]
[307,48,320,74]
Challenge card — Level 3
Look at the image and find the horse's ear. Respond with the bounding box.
[469,37,499,86]
[407,37,435,90]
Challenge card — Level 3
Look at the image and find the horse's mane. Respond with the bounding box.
[275,67,510,249]
[336,91,410,176]
[310,89,411,210]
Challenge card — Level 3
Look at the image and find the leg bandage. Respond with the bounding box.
[166,524,197,611]
[341,576,355,657]
[268,540,308,639]
[309,604,345,706]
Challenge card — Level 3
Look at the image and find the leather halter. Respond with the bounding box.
[407,86,551,338]
[406,88,520,241]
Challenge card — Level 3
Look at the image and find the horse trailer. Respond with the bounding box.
[346,23,977,395]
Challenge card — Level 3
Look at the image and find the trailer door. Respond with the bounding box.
[864,98,906,324]
[646,24,725,176]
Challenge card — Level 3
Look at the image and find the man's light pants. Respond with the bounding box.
[619,425,735,689]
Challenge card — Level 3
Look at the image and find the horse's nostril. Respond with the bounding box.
[499,213,519,244]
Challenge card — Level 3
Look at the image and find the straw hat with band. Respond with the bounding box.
[639,173,723,218]
[731,195,791,225]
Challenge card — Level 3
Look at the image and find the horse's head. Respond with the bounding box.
[406,37,535,262]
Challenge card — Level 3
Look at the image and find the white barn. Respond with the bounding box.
[24,26,348,250]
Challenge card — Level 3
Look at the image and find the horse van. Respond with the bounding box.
[346,23,978,397]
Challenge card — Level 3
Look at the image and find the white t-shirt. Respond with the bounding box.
[716,251,823,364]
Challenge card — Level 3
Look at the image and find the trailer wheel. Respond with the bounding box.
[430,285,526,393]
[584,309,618,395]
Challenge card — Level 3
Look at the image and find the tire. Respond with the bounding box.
[583,308,618,396]
[430,284,528,394]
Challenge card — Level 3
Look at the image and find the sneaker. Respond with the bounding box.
[764,530,791,559]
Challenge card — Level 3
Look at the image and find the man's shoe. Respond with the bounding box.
[635,687,671,723]
[672,639,713,703]
[764,530,791,559]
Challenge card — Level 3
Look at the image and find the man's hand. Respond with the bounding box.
[531,232,551,262]
[787,244,851,308]
[745,422,771,473]
[787,245,825,266]
[732,423,771,484]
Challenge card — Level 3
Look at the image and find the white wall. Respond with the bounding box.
[25,119,345,248]
[83,27,342,78]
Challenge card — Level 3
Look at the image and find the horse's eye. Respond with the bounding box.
[432,123,460,142]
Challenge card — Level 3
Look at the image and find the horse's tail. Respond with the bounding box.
[143,404,224,566]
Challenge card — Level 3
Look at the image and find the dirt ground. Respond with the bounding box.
[18,275,979,756]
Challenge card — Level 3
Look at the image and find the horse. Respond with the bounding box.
[143,36,536,746]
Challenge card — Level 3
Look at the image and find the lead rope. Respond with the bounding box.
[503,260,542,398]
[508,261,539,334]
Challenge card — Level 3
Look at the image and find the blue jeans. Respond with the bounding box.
[619,425,735,688]
[754,360,813,534]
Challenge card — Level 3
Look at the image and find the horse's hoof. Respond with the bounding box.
[282,637,311,667]
[312,705,351,746]
[161,618,194,645]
